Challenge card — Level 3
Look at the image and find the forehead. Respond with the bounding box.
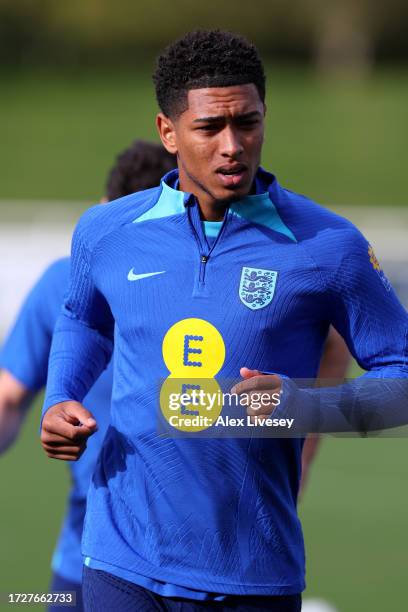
[184,84,263,118]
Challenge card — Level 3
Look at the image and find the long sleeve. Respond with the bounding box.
[42,214,114,416]
[280,229,408,434]
[0,259,68,392]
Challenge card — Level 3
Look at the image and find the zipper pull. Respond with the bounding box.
[201,255,208,264]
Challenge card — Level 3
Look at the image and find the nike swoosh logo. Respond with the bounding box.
[127,269,166,282]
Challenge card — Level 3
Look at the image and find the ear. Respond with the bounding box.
[156,113,178,155]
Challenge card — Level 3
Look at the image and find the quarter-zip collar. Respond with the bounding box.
[159,167,296,243]
[160,167,275,211]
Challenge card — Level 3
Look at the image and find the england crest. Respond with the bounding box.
[239,267,278,310]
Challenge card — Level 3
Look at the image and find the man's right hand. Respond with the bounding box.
[41,401,97,461]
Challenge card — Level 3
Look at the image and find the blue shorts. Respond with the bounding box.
[48,572,83,612]
[82,567,301,611]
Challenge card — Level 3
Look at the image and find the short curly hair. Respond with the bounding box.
[153,30,266,118]
[105,140,176,200]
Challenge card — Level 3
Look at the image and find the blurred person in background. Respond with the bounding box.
[0,140,176,611]
[300,327,350,496]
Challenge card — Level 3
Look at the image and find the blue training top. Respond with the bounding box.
[0,258,113,584]
[43,168,408,599]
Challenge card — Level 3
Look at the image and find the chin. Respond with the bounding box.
[220,187,249,203]
[217,186,250,203]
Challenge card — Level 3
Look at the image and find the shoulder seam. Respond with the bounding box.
[87,188,162,269]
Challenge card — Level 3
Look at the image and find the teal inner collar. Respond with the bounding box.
[202,220,224,238]
[157,169,297,242]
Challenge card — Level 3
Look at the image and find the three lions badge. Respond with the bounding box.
[239,267,278,310]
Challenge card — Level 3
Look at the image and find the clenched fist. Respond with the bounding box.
[41,401,97,461]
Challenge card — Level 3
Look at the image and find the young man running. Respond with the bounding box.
[41,31,407,612]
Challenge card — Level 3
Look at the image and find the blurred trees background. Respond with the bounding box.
[0,1,406,205]
[1,0,407,70]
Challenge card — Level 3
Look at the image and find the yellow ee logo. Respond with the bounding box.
[160,318,225,432]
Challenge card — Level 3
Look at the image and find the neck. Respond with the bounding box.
[197,200,227,222]
[178,180,225,222]
[179,164,251,221]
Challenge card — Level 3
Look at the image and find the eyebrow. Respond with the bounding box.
[192,111,262,124]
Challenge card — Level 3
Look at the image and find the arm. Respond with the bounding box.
[296,233,408,433]
[233,230,408,434]
[41,213,114,460]
[0,370,32,453]
[0,260,68,453]
[300,327,351,494]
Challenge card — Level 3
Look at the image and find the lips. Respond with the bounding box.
[216,164,248,188]
[217,163,247,175]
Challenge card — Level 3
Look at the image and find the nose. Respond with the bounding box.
[220,126,244,159]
